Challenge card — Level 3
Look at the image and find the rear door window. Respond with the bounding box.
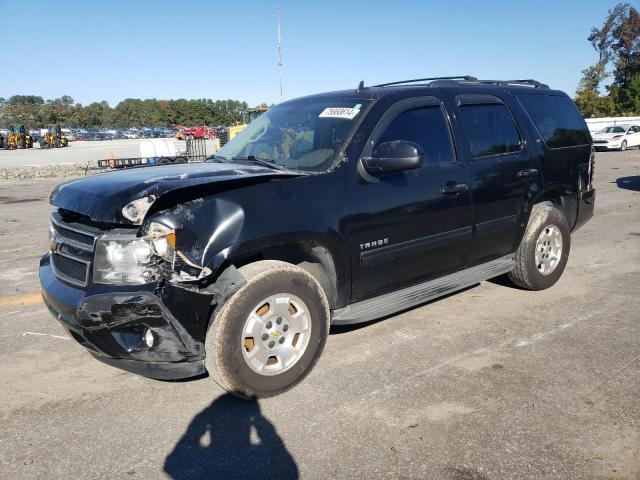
[377,106,455,164]
[517,94,591,149]
[458,103,522,158]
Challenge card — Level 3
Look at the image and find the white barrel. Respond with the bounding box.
[138,139,178,158]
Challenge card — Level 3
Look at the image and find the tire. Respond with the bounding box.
[620,140,627,151]
[158,157,172,165]
[508,204,571,290]
[205,260,330,399]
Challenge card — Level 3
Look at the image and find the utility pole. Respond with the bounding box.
[276,6,284,102]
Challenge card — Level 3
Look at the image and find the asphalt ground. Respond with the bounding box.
[0,150,639,480]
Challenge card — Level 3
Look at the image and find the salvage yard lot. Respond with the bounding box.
[0,139,219,169]
[0,151,639,480]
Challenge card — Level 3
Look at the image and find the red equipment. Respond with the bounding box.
[174,125,215,140]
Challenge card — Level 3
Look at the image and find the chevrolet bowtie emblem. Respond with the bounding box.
[273,331,282,337]
[49,239,59,253]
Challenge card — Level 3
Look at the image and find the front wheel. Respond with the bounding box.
[508,205,571,290]
[205,260,330,399]
[620,140,627,152]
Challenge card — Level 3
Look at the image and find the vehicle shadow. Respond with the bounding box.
[164,393,298,480]
[616,176,640,192]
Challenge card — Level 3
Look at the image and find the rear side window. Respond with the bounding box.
[377,106,454,164]
[458,104,521,158]
[517,95,591,148]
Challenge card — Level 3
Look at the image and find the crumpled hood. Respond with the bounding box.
[50,162,300,224]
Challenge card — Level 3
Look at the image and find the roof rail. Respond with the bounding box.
[372,77,549,89]
[372,76,478,88]
[474,79,550,89]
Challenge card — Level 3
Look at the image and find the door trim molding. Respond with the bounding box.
[360,226,472,267]
[474,214,518,237]
[333,254,515,325]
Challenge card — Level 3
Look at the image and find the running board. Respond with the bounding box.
[331,255,515,325]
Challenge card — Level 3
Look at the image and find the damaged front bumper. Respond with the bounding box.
[39,253,216,380]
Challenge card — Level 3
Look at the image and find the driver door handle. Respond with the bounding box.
[517,168,538,178]
[440,183,469,196]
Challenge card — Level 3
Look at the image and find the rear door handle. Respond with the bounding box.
[440,183,469,196]
[517,168,538,178]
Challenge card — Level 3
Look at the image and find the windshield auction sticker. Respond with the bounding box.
[319,104,361,120]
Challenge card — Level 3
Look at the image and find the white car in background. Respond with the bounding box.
[592,124,640,151]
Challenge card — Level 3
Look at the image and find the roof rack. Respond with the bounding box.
[371,77,549,89]
[371,76,478,88]
[470,79,549,89]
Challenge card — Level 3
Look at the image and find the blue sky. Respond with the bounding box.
[0,0,622,107]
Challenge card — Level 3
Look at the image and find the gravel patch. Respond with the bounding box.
[0,161,104,180]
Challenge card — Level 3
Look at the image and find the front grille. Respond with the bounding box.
[52,253,89,284]
[50,213,97,288]
[52,221,95,246]
[593,140,608,144]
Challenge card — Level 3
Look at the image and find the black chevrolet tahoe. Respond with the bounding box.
[40,76,596,398]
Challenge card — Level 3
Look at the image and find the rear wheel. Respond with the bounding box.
[205,260,330,399]
[508,205,571,290]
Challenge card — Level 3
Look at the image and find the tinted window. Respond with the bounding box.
[377,106,454,164]
[458,103,521,158]
[518,95,591,148]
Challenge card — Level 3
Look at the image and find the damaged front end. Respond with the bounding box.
[39,206,245,380]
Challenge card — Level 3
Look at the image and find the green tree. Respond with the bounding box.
[575,3,640,117]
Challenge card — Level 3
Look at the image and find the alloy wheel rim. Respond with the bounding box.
[241,293,312,376]
[535,225,563,275]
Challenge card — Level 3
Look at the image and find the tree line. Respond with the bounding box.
[575,2,640,117]
[0,96,253,129]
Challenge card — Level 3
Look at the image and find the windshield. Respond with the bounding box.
[599,126,626,134]
[211,96,371,172]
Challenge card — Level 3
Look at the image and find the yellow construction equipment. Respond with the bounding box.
[4,125,33,149]
[218,106,269,147]
[39,126,69,148]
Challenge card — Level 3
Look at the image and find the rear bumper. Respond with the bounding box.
[39,253,211,380]
[573,188,596,232]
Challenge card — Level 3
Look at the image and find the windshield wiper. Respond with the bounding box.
[232,156,287,171]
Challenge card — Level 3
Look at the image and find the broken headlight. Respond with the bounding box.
[147,222,176,263]
[93,234,156,285]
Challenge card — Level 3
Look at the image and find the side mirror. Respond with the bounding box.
[362,140,424,174]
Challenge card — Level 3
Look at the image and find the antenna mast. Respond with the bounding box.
[276,6,284,101]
